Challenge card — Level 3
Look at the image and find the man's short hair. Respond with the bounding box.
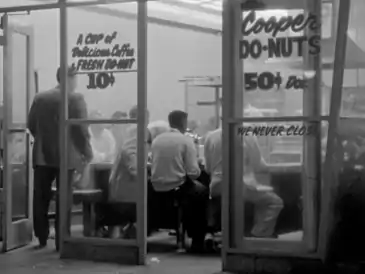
[89,110,103,119]
[129,105,149,119]
[168,110,188,129]
[111,111,127,120]
[129,105,138,119]
[148,120,170,141]
[56,66,77,83]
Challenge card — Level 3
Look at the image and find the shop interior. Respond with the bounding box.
[1,0,365,272]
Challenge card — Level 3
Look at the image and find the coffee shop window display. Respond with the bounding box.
[71,31,137,91]
[221,0,365,273]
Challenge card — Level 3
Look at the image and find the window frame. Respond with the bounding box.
[222,0,326,257]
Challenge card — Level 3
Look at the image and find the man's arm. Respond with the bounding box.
[245,135,267,172]
[125,151,138,177]
[27,94,39,136]
[69,94,93,162]
[183,137,201,180]
[105,129,116,158]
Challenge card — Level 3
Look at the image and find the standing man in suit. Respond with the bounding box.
[27,67,93,249]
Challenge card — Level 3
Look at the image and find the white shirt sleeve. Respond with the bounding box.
[204,134,212,174]
[104,129,116,158]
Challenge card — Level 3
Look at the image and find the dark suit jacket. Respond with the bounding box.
[27,87,93,168]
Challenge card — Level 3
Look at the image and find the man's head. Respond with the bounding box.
[147,120,170,144]
[168,110,188,133]
[129,105,150,124]
[56,66,78,92]
[111,111,128,120]
[89,110,104,135]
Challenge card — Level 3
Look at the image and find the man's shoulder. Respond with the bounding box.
[36,89,57,100]
[103,128,114,140]
[209,128,222,136]
[242,134,258,145]
[69,92,85,101]
[152,131,186,147]
[205,128,222,141]
[153,131,172,143]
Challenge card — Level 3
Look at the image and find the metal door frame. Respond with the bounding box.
[1,13,35,252]
[58,0,148,265]
[221,0,326,260]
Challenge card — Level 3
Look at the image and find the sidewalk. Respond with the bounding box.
[0,240,222,274]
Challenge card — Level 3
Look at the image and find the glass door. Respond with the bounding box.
[58,0,147,264]
[222,0,325,259]
[1,14,35,252]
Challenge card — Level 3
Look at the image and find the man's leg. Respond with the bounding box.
[245,187,284,238]
[207,196,221,233]
[180,179,209,251]
[55,170,74,250]
[33,166,58,247]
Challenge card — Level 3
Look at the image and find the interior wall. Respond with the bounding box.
[3,1,221,122]
[2,1,364,123]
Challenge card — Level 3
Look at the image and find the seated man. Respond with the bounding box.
[151,110,209,252]
[89,110,116,162]
[204,128,283,238]
[108,118,169,238]
[110,111,128,150]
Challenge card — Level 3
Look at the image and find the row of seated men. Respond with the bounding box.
[104,109,286,254]
[26,66,287,253]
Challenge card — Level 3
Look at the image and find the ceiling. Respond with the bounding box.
[66,0,223,29]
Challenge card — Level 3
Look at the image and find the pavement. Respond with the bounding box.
[0,239,222,274]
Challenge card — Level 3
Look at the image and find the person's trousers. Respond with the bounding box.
[245,187,283,237]
[33,166,73,248]
[208,187,283,237]
[179,178,209,242]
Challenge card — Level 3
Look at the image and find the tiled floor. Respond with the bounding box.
[0,239,222,274]
[0,225,303,274]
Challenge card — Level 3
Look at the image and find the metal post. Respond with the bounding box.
[302,0,322,252]
[184,81,189,113]
[59,0,69,253]
[222,0,244,265]
[136,0,147,265]
[319,0,351,261]
[214,87,220,129]
[1,13,11,252]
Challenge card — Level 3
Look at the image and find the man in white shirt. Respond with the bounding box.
[89,110,116,162]
[110,111,128,150]
[204,128,283,238]
[151,110,209,252]
[108,119,168,239]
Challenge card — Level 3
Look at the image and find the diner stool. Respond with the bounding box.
[51,187,103,238]
[152,186,187,250]
[173,187,186,251]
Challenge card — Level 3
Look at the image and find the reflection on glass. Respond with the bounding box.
[10,132,28,221]
[11,33,27,125]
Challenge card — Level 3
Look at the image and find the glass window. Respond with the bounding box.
[225,1,325,248]
[240,7,324,117]
[239,122,305,240]
[338,0,365,118]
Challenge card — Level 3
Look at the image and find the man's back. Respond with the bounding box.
[204,128,222,197]
[151,130,200,191]
[204,129,264,196]
[28,87,92,168]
